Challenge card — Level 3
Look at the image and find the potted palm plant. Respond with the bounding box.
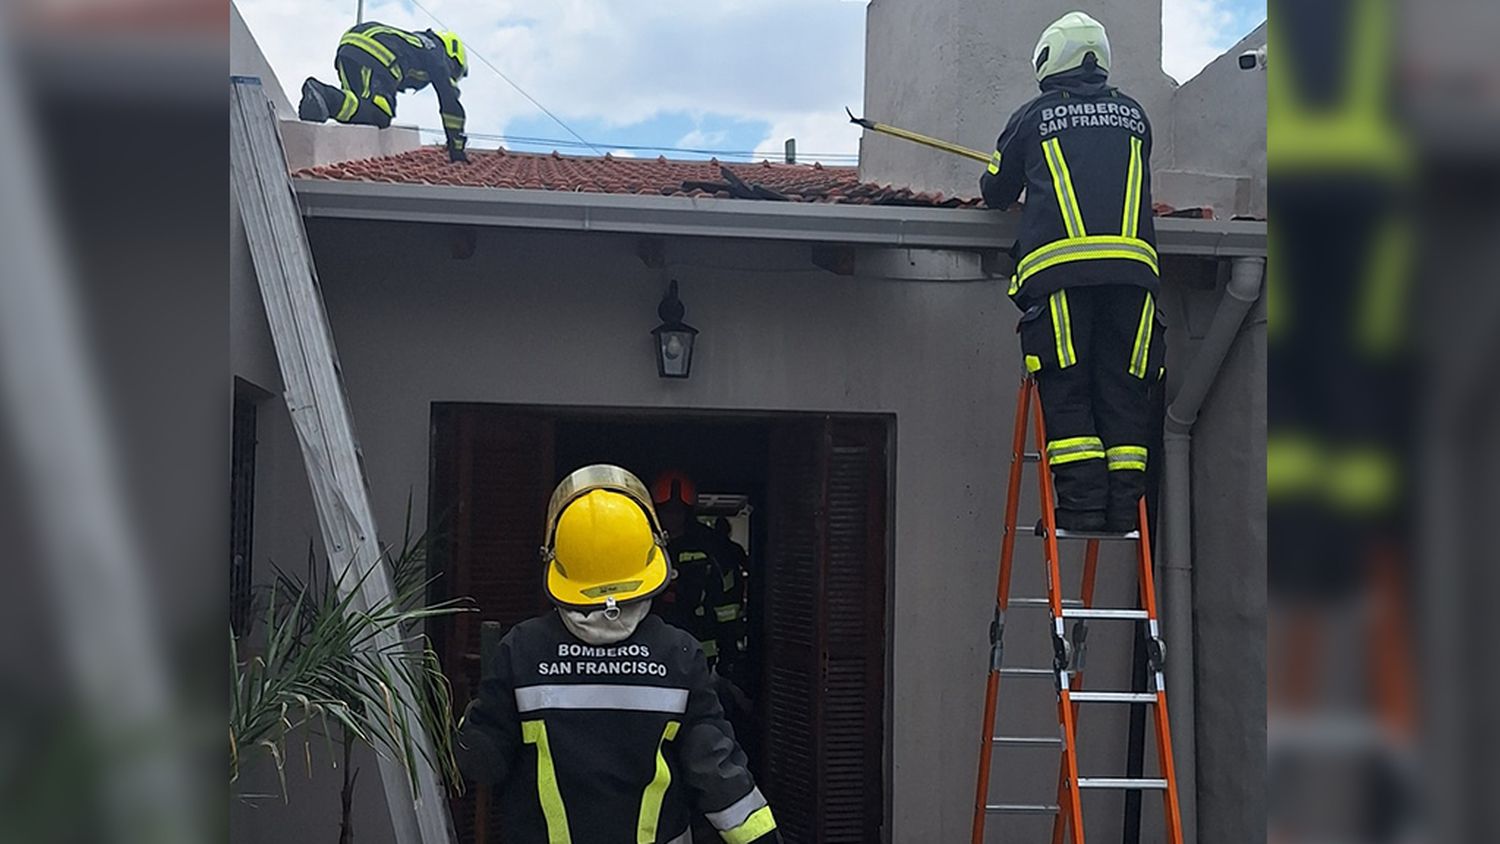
[230,511,471,842]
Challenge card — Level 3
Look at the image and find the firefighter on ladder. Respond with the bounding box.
[455,465,779,844]
[980,11,1165,533]
[297,21,471,163]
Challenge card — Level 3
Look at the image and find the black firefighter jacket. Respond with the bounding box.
[456,611,778,844]
[979,67,1160,311]
[337,22,466,152]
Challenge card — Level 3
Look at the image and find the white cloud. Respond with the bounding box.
[1161,0,1240,84]
[236,0,866,152]
[236,0,1251,161]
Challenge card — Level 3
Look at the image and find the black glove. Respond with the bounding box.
[448,135,469,163]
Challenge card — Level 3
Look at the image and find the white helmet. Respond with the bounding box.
[1033,11,1111,82]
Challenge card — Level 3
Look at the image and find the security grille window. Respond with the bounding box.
[230,389,258,636]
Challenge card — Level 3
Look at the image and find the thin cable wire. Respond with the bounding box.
[405,0,606,156]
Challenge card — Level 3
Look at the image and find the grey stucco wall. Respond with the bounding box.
[1160,266,1267,843]
[231,2,293,119]
[1159,24,1268,218]
[860,0,1178,199]
[230,216,1261,842]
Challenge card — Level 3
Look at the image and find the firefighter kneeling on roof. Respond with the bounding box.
[456,464,780,844]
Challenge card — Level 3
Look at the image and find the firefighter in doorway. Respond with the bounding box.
[980,11,1165,533]
[652,471,749,679]
[455,464,779,844]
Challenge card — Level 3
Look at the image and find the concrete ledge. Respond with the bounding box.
[279,120,422,171]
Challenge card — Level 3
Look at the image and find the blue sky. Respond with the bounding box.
[240,0,1264,164]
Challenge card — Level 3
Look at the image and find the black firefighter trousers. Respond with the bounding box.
[308,48,397,129]
[1018,284,1164,527]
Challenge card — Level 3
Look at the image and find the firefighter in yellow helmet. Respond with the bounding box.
[298,22,470,162]
[456,465,780,844]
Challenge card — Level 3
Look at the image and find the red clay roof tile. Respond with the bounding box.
[294,146,986,208]
[293,146,1218,217]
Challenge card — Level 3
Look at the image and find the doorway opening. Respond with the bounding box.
[429,404,891,844]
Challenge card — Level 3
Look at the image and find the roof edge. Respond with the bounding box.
[293,179,1267,257]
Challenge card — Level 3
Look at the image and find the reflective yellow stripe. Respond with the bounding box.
[1325,447,1398,512]
[372,94,392,117]
[335,90,358,122]
[1024,354,1042,373]
[1107,445,1149,472]
[1267,0,1409,173]
[361,24,427,48]
[521,721,572,844]
[987,149,1002,175]
[1042,137,1086,237]
[700,639,719,659]
[1047,436,1105,466]
[636,721,681,844]
[722,805,778,844]
[1016,235,1159,286]
[1007,273,1020,296]
[1129,292,1154,378]
[1049,291,1076,368]
[1267,434,1322,500]
[340,32,396,66]
[1121,136,1143,238]
[360,66,372,97]
[1356,217,1411,355]
[442,113,465,131]
[715,604,742,623]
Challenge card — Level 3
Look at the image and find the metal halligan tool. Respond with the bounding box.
[474,620,505,844]
[845,106,993,163]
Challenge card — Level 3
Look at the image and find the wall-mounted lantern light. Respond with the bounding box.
[652,280,698,379]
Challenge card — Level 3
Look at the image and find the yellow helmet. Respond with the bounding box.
[541,465,671,610]
[436,30,468,81]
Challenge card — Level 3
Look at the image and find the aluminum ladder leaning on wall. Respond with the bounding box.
[230,75,455,844]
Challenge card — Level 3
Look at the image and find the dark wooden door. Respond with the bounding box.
[764,416,888,843]
[430,406,555,843]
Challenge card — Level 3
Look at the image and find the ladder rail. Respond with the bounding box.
[1031,385,1088,841]
[1136,501,1186,844]
[971,377,1035,844]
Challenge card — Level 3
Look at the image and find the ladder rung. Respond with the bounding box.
[1022,451,1041,462]
[1077,777,1169,790]
[986,803,1060,815]
[1060,608,1150,620]
[999,667,1054,677]
[1009,597,1084,608]
[1069,691,1157,704]
[992,736,1062,747]
[1044,525,1142,541]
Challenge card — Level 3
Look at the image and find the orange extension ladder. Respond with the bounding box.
[970,377,1185,844]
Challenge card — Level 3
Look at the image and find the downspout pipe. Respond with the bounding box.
[1161,255,1265,844]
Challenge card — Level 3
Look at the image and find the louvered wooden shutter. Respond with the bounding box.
[764,417,887,843]
[821,418,887,843]
[432,407,554,843]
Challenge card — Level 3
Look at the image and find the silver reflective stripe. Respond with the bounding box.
[705,787,769,831]
[1018,238,1159,279]
[514,684,689,714]
[664,828,692,844]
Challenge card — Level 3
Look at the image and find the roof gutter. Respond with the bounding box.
[293,179,1267,257]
